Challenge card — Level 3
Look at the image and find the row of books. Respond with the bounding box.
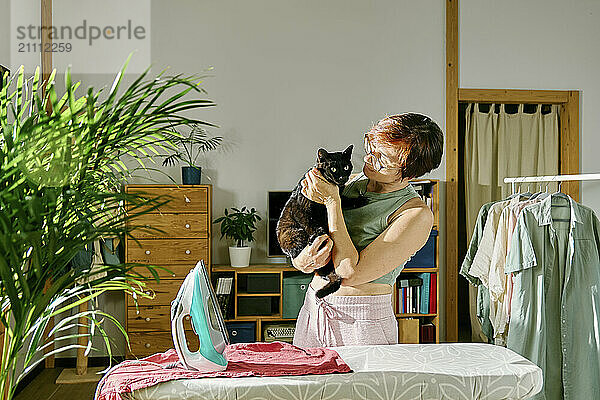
[215,276,234,319]
[397,273,437,314]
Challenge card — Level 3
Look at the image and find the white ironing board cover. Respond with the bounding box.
[125,343,543,400]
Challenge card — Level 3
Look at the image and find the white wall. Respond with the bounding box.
[131,0,447,347]
[2,0,447,357]
[141,0,446,264]
[142,0,447,339]
[460,0,600,212]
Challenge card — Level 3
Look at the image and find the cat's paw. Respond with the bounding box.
[309,232,329,250]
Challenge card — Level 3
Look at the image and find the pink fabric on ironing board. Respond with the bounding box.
[95,341,351,400]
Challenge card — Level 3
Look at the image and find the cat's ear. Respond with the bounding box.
[317,148,328,160]
[343,144,353,157]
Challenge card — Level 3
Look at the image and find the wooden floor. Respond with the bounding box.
[14,369,97,400]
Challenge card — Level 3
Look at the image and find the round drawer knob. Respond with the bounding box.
[172,273,176,277]
[145,343,151,348]
[145,250,151,255]
[231,330,238,336]
[185,196,191,203]
[185,250,191,255]
[145,317,151,322]
[185,224,191,229]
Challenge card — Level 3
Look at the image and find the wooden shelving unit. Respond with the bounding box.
[392,179,440,343]
[212,263,298,341]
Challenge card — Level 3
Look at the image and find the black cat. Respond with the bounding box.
[276,145,353,298]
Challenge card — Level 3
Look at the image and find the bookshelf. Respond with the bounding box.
[393,179,440,343]
[211,264,299,342]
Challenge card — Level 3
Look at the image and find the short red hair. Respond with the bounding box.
[366,113,443,179]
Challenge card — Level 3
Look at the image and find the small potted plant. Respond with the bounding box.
[213,207,262,267]
[162,122,223,184]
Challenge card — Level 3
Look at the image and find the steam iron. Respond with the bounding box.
[171,260,229,371]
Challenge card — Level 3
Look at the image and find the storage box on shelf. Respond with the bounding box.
[124,185,212,357]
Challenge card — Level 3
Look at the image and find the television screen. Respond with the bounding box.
[267,191,292,257]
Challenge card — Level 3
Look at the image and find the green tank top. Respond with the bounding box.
[341,173,420,285]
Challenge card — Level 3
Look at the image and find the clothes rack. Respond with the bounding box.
[504,173,600,194]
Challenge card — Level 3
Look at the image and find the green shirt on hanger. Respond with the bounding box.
[460,201,495,343]
[505,193,600,400]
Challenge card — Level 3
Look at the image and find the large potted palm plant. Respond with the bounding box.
[0,56,216,399]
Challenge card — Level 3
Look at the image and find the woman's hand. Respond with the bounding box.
[291,234,334,273]
[300,168,340,205]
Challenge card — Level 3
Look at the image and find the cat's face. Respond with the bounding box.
[316,145,353,186]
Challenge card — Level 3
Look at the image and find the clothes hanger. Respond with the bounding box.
[519,183,532,199]
[533,183,549,200]
[550,179,571,223]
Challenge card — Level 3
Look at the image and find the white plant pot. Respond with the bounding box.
[229,246,251,267]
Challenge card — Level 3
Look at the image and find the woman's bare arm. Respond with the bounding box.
[301,168,433,287]
[337,201,433,286]
[290,234,333,273]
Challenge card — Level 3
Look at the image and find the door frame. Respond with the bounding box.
[444,0,581,344]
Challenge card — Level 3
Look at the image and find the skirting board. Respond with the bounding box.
[55,366,105,384]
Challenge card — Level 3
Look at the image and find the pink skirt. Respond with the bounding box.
[292,285,398,348]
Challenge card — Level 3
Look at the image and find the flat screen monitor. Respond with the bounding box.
[267,191,292,258]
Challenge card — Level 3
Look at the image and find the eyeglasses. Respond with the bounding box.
[363,134,399,171]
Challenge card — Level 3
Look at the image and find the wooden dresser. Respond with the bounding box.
[124,184,211,357]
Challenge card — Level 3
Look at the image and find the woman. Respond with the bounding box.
[292,113,443,347]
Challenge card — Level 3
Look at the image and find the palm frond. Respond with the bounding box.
[0,56,217,399]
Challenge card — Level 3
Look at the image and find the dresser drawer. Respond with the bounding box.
[132,264,197,280]
[128,331,199,357]
[128,306,171,332]
[128,213,209,239]
[127,186,209,213]
[127,239,209,264]
[128,279,186,307]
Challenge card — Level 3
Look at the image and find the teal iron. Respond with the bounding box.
[171,260,229,371]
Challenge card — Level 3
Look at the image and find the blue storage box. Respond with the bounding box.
[404,229,437,268]
[226,322,255,344]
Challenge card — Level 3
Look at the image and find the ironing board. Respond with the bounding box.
[124,343,542,400]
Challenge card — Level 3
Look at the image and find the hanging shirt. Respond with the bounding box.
[460,201,496,342]
[489,196,547,346]
[469,196,521,287]
[488,195,549,345]
[470,195,528,341]
[505,193,600,400]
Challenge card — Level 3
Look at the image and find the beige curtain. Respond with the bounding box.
[464,103,559,342]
